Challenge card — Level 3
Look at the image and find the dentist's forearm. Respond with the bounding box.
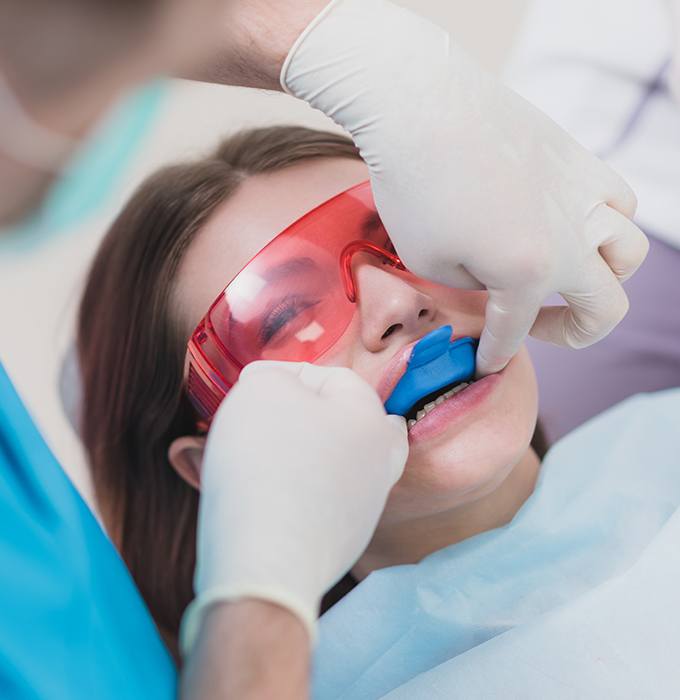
[180,599,311,699]
[188,0,330,90]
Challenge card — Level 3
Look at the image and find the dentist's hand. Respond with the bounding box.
[181,361,407,653]
[282,0,649,375]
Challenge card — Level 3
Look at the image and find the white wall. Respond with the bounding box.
[0,0,528,508]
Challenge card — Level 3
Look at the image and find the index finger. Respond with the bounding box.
[476,289,542,376]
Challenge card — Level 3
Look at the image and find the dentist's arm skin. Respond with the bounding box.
[180,601,309,700]
[188,0,329,89]
[179,362,407,700]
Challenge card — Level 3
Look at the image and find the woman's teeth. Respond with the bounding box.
[406,382,470,431]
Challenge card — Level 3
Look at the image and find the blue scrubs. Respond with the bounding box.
[0,363,176,699]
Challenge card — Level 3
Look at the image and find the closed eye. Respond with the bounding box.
[259,296,321,345]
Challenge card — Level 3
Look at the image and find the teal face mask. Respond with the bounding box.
[0,81,166,253]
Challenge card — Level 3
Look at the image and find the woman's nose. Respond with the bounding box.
[354,263,436,352]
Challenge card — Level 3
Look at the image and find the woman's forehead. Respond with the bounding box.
[174,157,369,332]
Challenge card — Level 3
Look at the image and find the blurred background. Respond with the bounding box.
[0,0,529,506]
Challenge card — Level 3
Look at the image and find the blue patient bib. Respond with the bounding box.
[0,363,176,699]
[313,388,680,699]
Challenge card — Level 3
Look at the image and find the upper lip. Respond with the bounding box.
[376,328,471,404]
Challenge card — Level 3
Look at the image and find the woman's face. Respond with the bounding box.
[175,157,539,524]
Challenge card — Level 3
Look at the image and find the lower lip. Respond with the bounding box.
[407,371,503,444]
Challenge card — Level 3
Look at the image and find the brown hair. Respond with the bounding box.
[77,126,362,660]
[78,125,549,661]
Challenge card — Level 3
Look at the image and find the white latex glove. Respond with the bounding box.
[282,0,649,374]
[180,361,407,653]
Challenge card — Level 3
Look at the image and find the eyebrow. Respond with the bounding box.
[262,256,319,282]
[257,213,385,286]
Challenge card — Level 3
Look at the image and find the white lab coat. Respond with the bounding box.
[505,0,680,248]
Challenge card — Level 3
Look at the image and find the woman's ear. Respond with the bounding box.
[168,436,207,490]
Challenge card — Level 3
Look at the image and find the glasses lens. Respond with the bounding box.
[208,184,394,367]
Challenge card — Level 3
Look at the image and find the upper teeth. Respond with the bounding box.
[407,382,470,431]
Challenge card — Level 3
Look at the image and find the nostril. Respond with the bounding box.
[382,323,402,340]
[418,309,429,318]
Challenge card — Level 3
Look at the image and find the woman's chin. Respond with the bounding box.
[404,437,522,496]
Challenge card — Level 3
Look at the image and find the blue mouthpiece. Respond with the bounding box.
[384,325,477,416]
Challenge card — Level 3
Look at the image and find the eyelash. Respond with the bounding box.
[260,296,320,345]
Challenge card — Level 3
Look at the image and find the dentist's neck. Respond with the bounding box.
[352,448,541,578]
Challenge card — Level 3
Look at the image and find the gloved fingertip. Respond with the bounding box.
[386,414,408,435]
[474,348,500,377]
[474,356,508,379]
[385,415,408,482]
[475,330,514,377]
[240,361,315,386]
[390,449,408,483]
[238,360,272,380]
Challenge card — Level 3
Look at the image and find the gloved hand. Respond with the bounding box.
[282,0,649,375]
[180,361,407,653]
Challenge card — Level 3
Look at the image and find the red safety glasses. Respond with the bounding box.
[185,180,405,424]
